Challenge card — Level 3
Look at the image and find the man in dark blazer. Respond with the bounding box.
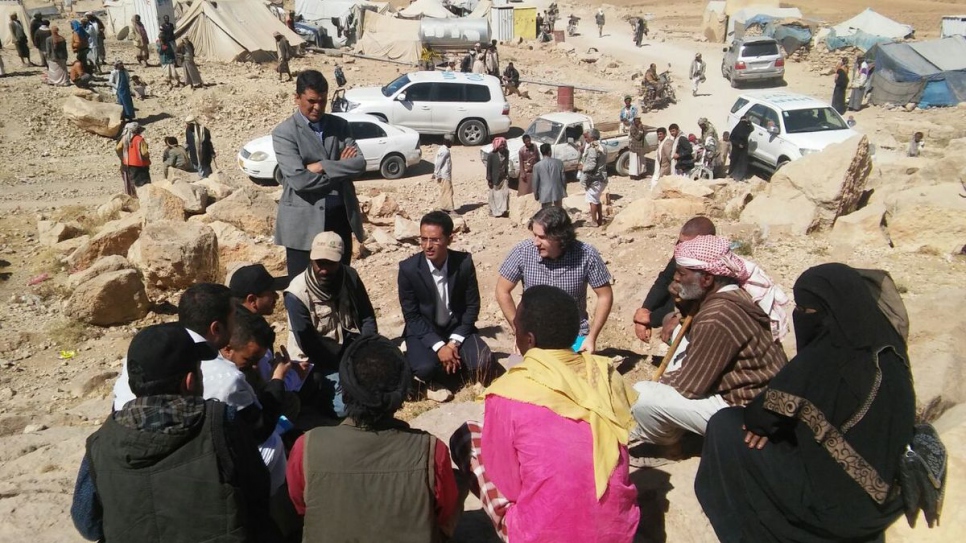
[272,69,366,278]
[398,211,499,395]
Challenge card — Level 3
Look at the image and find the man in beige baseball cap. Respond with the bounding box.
[283,231,377,419]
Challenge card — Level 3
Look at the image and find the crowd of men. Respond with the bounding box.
[67,65,936,543]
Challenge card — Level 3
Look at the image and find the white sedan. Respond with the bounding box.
[238,113,422,182]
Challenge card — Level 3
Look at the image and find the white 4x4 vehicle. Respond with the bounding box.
[727,91,858,172]
[332,71,511,146]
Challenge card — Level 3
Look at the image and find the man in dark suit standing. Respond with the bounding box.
[272,69,366,278]
[398,211,499,398]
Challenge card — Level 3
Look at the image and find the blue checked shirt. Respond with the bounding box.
[499,240,612,335]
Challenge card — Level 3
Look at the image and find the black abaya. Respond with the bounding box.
[729,120,753,181]
[696,263,916,543]
[832,68,849,114]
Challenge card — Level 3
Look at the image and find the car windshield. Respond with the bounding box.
[782,108,849,134]
[741,42,779,57]
[382,74,411,97]
[525,118,563,144]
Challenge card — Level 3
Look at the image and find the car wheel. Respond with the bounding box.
[775,158,790,172]
[273,166,283,185]
[730,76,739,89]
[721,61,727,78]
[457,120,488,146]
[380,154,406,179]
[614,150,631,177]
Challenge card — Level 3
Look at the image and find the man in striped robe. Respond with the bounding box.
[629,235,788,457]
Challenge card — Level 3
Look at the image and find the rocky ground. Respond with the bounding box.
[1,1,965,541]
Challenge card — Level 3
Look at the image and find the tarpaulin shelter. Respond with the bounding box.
[827,9,913,51]
[833,9,913,40]
[356,9,421,63]
[702,1,727,43]
[174,0,304,62]
[397,0,455,19]
[726,6,800,43]
[103,0,176,43]
[0,0,30,46]
[738,14,812,54]
[869,36,966,108]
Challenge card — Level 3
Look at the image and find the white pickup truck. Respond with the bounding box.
[480,112,659,179]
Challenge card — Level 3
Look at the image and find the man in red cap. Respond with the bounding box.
[629,235,787,461]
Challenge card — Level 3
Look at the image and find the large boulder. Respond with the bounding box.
[62,96,124,138]
[96,193,140,221]
[65,269,150,326]
[741,135,872,235]
[883,183,966,254]
[207,221,286,277]
[393,216,420,242]
[67,214,143,271]
[367,192,399,219]
[161,181,208,215]
[67,255,135,290]
[138,184,186,222]
[658,176,715,200]
[132,221,219,290]
[201,187,277,237]
[829,203,890,248]
[193,178,233,202]
[904,288,966,414]
[508,193,543,225]
[37,220,83,247]
[608,198,657,234]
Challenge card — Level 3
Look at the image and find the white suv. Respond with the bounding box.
[333,71,511,146]
[726,91,858,172]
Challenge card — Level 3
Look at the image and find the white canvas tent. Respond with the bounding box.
[103,0,176,43]
[832,9,913,40]
[295,0,388,47]
[468,0,490,19]
[174,0,304,62]
[397,0,455,20]
[356,10,421,63]
[0,0,30,47]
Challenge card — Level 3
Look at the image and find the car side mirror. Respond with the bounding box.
[395,92,407,102]
[767,125,779,135]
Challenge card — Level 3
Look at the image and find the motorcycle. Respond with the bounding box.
[690,137,718,180]
[639,65,677,112]
[567,15,579,37]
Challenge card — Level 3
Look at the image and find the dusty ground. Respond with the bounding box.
[1,1,965,541]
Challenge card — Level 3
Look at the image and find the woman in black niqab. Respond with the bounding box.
[695,263,916,543]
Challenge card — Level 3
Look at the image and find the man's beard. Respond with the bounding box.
[678,280,708,300]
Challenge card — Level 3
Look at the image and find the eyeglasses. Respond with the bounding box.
[419,237,445,246]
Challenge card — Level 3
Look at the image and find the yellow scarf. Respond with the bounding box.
[484,348,639,499]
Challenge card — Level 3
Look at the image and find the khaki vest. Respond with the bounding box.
[301,423,441,543]
[285,272,354,361]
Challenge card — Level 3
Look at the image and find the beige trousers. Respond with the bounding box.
[438,177,454,211]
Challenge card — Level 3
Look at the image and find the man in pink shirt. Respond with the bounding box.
[452,285,640,542]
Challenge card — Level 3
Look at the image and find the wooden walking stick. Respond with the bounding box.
[650,314,693,382]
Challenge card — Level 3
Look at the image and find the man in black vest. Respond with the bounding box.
[71,323,280,542]
[398,211,499,399]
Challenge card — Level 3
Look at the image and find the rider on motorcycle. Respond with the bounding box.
[643,63,661,99]
[567,14,579,35]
